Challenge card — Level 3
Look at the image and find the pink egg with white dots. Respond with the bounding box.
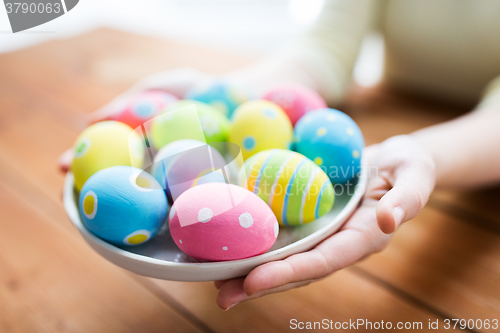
[169,183,279,261]
[111,90,178,129]
[262,84,327,126]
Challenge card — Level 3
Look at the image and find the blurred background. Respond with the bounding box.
[2,1,499,332]
[0,0,383,87]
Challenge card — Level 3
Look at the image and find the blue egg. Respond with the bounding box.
[294,108,365,184]
[79,166,168,246]
[185,81,253,118]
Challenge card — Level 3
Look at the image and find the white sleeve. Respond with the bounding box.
[477,75,500,112]
[280,0,380,104]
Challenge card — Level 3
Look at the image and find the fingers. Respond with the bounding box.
[89,68,210,124]
[216,205,388,309]
[59,68,211,175]
[215,190,392,309]
[216,277,314,310]
[136,68,213,98]
[58,148,74,173]
[214,280,228,290]
[60,91,134,175]
[241,204,387,297]
[60,89,137,173]
[242,250,330,296]
[376,161,435,234]
[87,94,134,124]
[215,278,246,310]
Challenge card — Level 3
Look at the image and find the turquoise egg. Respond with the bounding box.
[79,166,168,246]
[185,81,253,118]
[294,109,365,184]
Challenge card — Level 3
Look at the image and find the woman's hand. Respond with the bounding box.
[58,68,212,172]
[215,135,436,310]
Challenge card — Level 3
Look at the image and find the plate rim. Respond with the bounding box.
[63,159,368,281]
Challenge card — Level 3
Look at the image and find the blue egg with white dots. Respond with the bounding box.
[294,108,365,184]
[185,80,254,118]
[79,166,168,246]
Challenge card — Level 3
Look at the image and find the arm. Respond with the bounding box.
[413,75,500,188]
[216,80,500,310]
[376,100,500,234]
[227,0,379,104]
[58,68,212,172]
[413,104,500,189]
[59,0,378,171]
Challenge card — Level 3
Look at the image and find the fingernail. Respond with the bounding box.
[245,289,259,297]
[393,206,404,227]
[224,302,239,311]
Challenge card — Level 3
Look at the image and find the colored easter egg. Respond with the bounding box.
[111,90,178,129]
[71,121,145,191]
[149,100,231,150]
[262,84,327,126]
[294,108,365,184]
[229,100,293,160]
[151,139,228,202]
[169,100,231,143]
[239,149,334,226]
[79,166,168,246]
[169,183,279,261]
[185,80,253,118]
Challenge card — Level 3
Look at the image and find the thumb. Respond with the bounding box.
[376,161,435,234]
[88,92,136,124]
[88,68,212,124]
[58,148,74,173]
[135,68,213,99]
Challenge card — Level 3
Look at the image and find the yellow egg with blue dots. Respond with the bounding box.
[229,100,293,160]
[79,166,168,246]
[71,121,145,191]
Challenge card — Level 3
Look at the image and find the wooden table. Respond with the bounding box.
[1,29,499,333]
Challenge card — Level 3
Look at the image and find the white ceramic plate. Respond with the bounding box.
[63,161,368,281]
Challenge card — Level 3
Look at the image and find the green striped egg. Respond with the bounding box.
[238,149,334,226]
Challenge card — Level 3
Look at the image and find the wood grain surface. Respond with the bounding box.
[0,28,498,333]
